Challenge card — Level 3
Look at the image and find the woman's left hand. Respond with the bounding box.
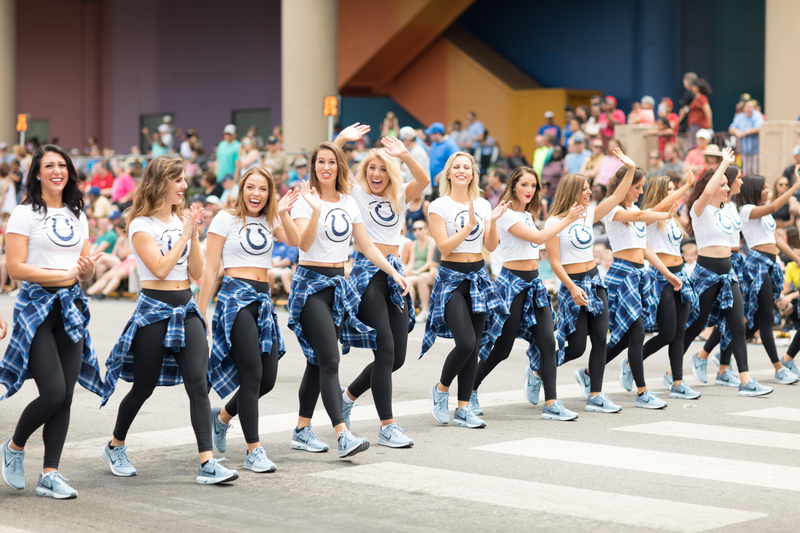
[666,272,682,291]
[0,313,7,339]
[490,201,509,222]
[381,136,408,158]
[393,273,410,296]
[77,253,104,280]
[277,189,300,216]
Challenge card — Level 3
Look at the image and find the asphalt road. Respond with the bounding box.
[1,295,798,532]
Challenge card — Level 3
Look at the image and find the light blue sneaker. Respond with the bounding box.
[541,400,579,421]
[574,368,591,399]
[523,367,542,405]
[291,426,329,453]
[452,406,486,428]
[619,359,634,392]
[738,378,773,397]
[102,442,137,477]
[585,393,622,413]
[337,430,370,458]
[691,354,708,383]
[715,369,741,387]
[430,385,450,425]
[2,439,24,490]
[662,371,674,388]
[211,407,231,453]
[468,390,483,416]
[710,351,720,367]
[378,423,414,448]
[669,381,701,399]
[636,389,668,409]
[196,458,239,485]
[774,367,799,385]
[782,358,800,378]
[341,386,356,430]
[243,446,276,473]
[35,471,77,499]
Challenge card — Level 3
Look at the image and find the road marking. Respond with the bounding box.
[613,421,800,450]
[730,407,800,422]
[474,437,800,491]
[311,462,767,532]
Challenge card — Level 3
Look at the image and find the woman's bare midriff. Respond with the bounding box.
[656,253,683,267]
[225,267,269,283]
[440,252,485,263]
[355,243,399,258]
[504,259,538,271]
[613,248,645,264]
[563,260,597,274]
[299,261,346,268]
[751,244,778,254]
[698,245,732,258]
[141,280,192,291]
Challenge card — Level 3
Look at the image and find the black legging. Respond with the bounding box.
[605,261,647,389]
[13,288,84,469]
[474,269,558,401]
[347,270,409,421]
[682,256,749,372]
[297,266,345,427]
[439,261,486,403]
[113,289,213,453]
[642,264,690,381]
[222,279,280,444]
[562,267,608,393]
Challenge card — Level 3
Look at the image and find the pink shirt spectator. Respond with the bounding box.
[111,173,135,203]
[599,109,626,138]
[637,109,655,124]
[594,155,624,186]
[683,149,707,177]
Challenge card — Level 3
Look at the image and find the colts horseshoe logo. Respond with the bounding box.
[158,228,189,264]
[44,214,82,248]
[667,220,683,247]
[567,222,593,250]
[728,207,742,231]
[369,200,399,228]
[763,214,776,231]
[239,223,273,256]
[455,210,484,242]
[324,208,352,243]
[714,210,735,235]
[632,220,647,239]
[524,216,539,249]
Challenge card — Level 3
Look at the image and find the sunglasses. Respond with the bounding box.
[592,145,603,149]
[413,226,426,231]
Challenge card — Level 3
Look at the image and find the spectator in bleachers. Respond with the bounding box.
[657,143,684,176]
[403,220,436,322]
[538,111,562,141]
[111,161,137,210]
[564,132,590,174]
[0,163,16,216]
[648,116,677,156]
[219,175,238,206]
[594,139,625,186]
[729,99,764,176]
[474,130,499,176]
[91,161,114,197]
[598,95,625,147]
[239,136,261,176]
[90,216,117,255]
[772,174,796,228]
[270,240,299,297]
[246,124,264,149]
[215,124,240,183]
[629,96,656,124]
[506,145,529,170]
[485,168,507,208]
[683,129,712,177]
[273,171,290,198]
[202,169,224,198]
[701,144,723,170]
[448,120,470,150]
[140,127,168,157]
[262,135,288,176]
[782,145,800,184]
[400,126,430,189]
[405,189,429,241]
[645,150,662,183]
[86,187,113,219]
[287,156,308,187]
[588,183,606,210]
[563,118,581,147]
[541,144,565,197]
[531,134,550,176]
[658,98,680,132]
[86,218,135,300]
[579,137,605,183]
[688,78,713,136]
[425,122,459,192]
[465,111,486,149]
[381,110,400,138]
[677,72,697,134]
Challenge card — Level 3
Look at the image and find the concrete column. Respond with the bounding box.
[614,125,652,174]
[281,0,338,154]
[0,0,16,146]
[765,0,800,120]
[759,121,800,180]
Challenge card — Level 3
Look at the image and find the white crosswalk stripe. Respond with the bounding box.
[612,421,800,450]
[730,407,800,422]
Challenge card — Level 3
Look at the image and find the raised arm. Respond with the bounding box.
[381,136,430,201]
[692,147,734,217]
[594,148,635,222]
[273,189,301,247]
[334,123,371,148]
[652,174,693,212]
[749,165,800,219]
[613,202,677,224]
[507,203,585,245]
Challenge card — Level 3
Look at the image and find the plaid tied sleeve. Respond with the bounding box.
[604,259,658,347]
[556,272,606,364]
[686,263,737,351]
[742,251,783,330]
[645,264,698,333]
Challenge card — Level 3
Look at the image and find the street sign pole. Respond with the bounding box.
[323,96,339,142]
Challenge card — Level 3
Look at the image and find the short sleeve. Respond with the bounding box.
[603,205,622,225]
[739,204,755,222]
[79,212,90,240]
[347,196,363,225]
[128,217,154,238]
[427,198,446,220]
[6,205,32,236]
[291,197,313,220]
[475,198,492,219]
[208,211,231,237]
[496,211,518,233]
[544,217,559,229]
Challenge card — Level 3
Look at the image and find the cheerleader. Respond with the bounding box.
[681,148,772,396]
[601,165,684,409]
[639,176,699,398]
[197,168,300,472]
[471,166,585,421]
[288,142,409,458]
[101,156,239,484]
[545,148,636,413]
[732,171,800,384]
[333,125,430,447]
[423,152,508,428]
[1,145,103,499]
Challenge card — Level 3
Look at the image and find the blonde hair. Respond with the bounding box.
[231,168,278,229]
[438,152,480,199]
[309,142,351,194]
[357,149,405,214]
[127,156,186,225]
[549,173,588,219]
[642,176,673,231]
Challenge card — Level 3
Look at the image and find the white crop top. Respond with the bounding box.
[647,218,683,256]
[725,202,743,248]
[739,204,776,247]
[691,204,736,249]
[291,193,363,263]
[545,206,595,265]
[428,196,492,254]
[497,209,539,261]
[351,183,409,246]
[208,210,280,269]
[129,214,190,281]
[6,204,89,270]
[602,205,647,252]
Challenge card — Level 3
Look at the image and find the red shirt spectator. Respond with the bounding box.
[659,98,679,133]
[599,96,626,141]
[688,94,710,129]
[91,164,115,197]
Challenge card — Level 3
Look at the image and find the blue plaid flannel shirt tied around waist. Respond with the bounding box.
[209,276,286,398]
[556,271,606,363]
[732,252,746,287]
[419,264,508,359]
[479,268,552,368]
[0,282,102,400]
[686,263,737,351]
[287,266,374,364]
[101,292,206,406]
[605,259,657,347]
[645,263,698,333]
[743,251,782,330]
[340,252,414,352]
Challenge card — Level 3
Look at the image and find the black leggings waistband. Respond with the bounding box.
[39,283,79,295]
[440,260,485,274]
[301,265,345,277]
[667,264,683,274]
[613,258,644,269]
[233,278,270,294]
[508,269,539,283]
[752,250,777,262]
[698,256,732,275]
[141,288,193,307]
[568,266,599,281]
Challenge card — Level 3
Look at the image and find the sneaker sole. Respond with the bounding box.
[585,404,622,413]
[715,380,741,388]
[35,486,77,499]
[738,388,773,397]
[452,418,486,428]
[430,388,449,425]
[244,462,276,473]
[102,451,137,477]
[339,440,370,458]
[290,441,328,453]
[635,402,668,409]
[523,368,540,405]
[377,437,414,448]
[669,392,701,399]
[542,412,578,421]
[774,379,798,385]
[196,471,239,485]
[574,370,589,399]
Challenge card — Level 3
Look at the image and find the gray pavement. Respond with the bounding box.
[1,295,799,532]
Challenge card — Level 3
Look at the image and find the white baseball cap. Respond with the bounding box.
[696,129,712,140]
[544,111,554,118]
[399,126,417,140]
[223,124,237,135]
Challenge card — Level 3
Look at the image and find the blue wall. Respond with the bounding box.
[340,97,424,142]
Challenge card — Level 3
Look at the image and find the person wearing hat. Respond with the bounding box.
[87,187,113,219]
[0,142,14,165]
[683,129,713,177]
[215,125,241,184]
[538,111,562,143]
[700,143,723,170]
[400,126,429,187]
[287,157,309,188]
[781,145,800,184]
[425,122,459,194]
[262,135,288,176]
[599,96,626,148]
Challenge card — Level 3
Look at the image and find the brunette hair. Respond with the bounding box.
[24,145,85,217]
[498,166,541,216]
[309,142,350,194]
[549,173,588,219]
[127,155,186,225]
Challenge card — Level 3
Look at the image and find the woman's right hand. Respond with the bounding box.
[566,202,586,222]
[612,147,635,168]
[721,146,735,165]
[569,283,589,307]
[468,201,478,229]
[300,181,321,213]
[181,211,195,240]
[337,122,371,143]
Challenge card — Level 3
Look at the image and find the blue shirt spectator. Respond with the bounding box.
[465,112,485,149]
[729,103,765,156]
[538,111,562,144]
[272,241,299,268]
[425,122,460,186]
[564,132,591,174]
